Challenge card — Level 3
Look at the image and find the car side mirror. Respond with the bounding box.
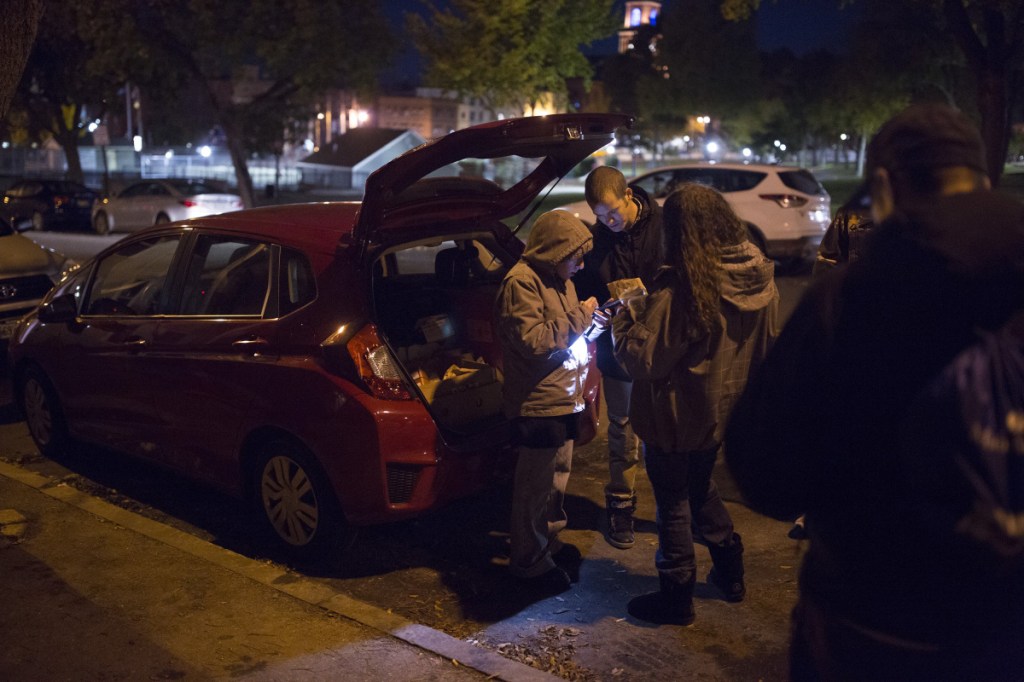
[38,294,78,323]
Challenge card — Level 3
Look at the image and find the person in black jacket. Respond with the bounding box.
[811,186,873,276]
[724,103,1024,680]
[572,166,664,549]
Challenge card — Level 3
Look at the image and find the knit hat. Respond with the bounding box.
[865,103,987,177]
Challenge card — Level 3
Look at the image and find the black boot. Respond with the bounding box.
[552,543,583,583]
[708,532,746,602]
[627,573,695,626]
[605,494,636,549]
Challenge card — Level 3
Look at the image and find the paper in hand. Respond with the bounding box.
[607,277,647,302]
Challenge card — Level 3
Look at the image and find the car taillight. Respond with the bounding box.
[182,199,199,207]
[343,323,413,400]
[759,194,807,208]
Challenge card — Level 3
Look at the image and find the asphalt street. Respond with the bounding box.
[2,211,811,680]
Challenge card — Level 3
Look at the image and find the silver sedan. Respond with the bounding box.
[92,179,244,234]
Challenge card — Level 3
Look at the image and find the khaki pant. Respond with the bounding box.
[509,440,573,578]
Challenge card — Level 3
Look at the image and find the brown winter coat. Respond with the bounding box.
[496,211,594,418]
[612,241,778,452]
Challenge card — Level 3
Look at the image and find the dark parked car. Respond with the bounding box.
[0,216,77,345]
[2,179,99,231]
[7,113,627,560]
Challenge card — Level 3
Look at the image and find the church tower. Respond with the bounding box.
[618,1,662,53]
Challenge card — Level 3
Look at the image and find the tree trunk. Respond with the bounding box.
[52,103,85,184]
[0,0,42,119]
[60,134,84,185]
[856,131,867,178]
[221,117,256,208]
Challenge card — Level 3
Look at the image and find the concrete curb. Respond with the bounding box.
[0,459,556,682]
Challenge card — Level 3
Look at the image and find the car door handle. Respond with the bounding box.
[122,336,147,347]
[232,337,269,349]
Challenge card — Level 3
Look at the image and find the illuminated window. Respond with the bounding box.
[630,7,641,26]
[650,8,658,25]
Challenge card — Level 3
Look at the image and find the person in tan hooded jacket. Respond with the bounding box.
[496,209,598,594]
[612,183,779,625]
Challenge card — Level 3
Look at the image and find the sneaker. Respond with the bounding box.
[605,496,636,549]
[708,567,746,602]
[607,512,634,549]
[517,566,572,595]
[552,544,583,583]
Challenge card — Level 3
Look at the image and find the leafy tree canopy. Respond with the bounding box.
[719,0,1024,183]
[409,0,618,115]
[78,0,394,206]
[8,1,125,183]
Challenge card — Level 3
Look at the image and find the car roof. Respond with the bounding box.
[182,201,361,255]
[638,162,806,175]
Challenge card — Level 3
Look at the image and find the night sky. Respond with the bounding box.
[380,0,860,87]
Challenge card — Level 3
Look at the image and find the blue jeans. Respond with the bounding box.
[603,376,641,502]
[644,443,735,586]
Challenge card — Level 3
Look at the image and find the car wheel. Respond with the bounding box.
[154,213,170,225]
[253,438,354,561]
[18,365,70,458]
[31,211,46,231]
[93,212,111,235]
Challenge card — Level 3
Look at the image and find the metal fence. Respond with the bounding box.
[0,145,302,192]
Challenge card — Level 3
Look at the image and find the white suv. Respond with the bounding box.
[557,162,831,263]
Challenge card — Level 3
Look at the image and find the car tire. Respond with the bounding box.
[17,365,71,458]
[93,212,111,235]
[31,211,46,231]
[154,213,170,225]
[252,438,355,561]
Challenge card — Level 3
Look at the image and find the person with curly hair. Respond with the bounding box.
[611,183,779,625]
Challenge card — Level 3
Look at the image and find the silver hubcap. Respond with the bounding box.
[23,378,52,446]
[260,455,319,546]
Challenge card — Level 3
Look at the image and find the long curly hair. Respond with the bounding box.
[662,183,744,335]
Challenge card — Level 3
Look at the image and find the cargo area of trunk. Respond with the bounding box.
[372,240,510,435]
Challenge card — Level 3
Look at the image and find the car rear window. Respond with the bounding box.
[638,168,767,196]
[48,181,88,194]
[170,180,225,196]
[778,170,825,195]
[180,236,271,316]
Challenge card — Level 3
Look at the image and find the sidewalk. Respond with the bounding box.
[0,460,554,681]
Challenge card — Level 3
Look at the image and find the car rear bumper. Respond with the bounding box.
[766,234,823,262]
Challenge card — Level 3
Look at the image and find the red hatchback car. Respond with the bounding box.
[8,113,630,560]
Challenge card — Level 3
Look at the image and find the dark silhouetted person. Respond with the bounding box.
[725,103,1024,679]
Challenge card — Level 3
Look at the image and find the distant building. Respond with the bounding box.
[296,128,425,190]
[618,1,661,53]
